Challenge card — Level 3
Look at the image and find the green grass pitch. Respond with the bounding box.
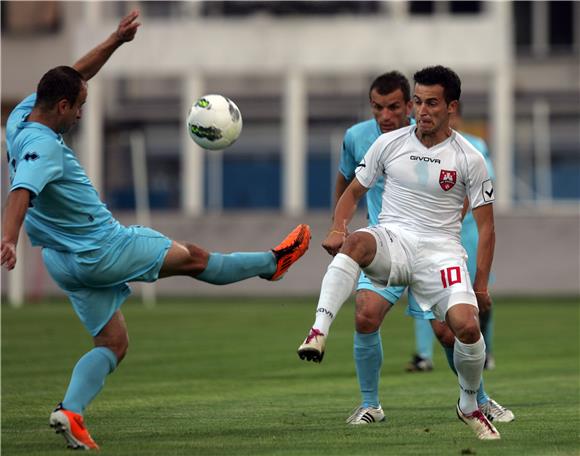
[2,296,578,455]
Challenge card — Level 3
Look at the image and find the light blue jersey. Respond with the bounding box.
[6,93,119,253]
[340,119,384,225]
[6,93,172,336]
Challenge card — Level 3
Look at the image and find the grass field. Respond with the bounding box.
[2,296,578,455]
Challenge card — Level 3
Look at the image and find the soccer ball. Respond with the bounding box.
[187,94,243,150]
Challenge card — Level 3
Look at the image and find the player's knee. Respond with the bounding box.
[116,334,129,363]
[355,310,381,333]
[341,233,376,267]
[112,336,129,364]
[355,291,390,334]
[98,333,129,364]
[183,243,210,276]
[453,321,481,344]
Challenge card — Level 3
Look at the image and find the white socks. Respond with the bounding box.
[312,253,360,335]
[454,335,486,414]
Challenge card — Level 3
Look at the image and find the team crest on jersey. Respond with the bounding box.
[439,169,457,191]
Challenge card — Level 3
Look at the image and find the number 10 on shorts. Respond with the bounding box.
[440,266,461,288]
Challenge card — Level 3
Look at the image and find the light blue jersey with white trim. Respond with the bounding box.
[6,93,120,253]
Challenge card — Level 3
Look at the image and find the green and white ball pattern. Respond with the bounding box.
[187,94,243,150]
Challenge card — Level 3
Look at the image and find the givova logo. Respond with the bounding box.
[410,155,440,164]
[316,308,334,319]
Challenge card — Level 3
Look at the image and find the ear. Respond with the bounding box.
[56,98,70,115]
[448,100,459,115]
[405,100,413,116]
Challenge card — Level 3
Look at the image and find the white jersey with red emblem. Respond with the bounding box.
[355,125,494,242]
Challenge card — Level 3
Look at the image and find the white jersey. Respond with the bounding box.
[355,125,494,241]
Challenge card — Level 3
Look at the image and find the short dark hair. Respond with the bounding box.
[369,71,411,103]
[35,66,84,110]
[413,65,461,104]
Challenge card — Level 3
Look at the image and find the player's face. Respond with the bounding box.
[58,83,87,134]
[369,88,411,133]
[413,83,457,136]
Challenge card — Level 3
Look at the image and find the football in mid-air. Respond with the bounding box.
[187,94,243,150]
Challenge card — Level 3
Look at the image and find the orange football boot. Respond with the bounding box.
[49,403,100,450]
[264,224,311,281]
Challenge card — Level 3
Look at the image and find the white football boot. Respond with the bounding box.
[456,402,501,440]
[297,328,326,363]
[346,405,385,425]
[480,398,515,423]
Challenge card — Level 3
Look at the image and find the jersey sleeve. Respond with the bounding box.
[466,152,495,209]
[338,129,358,181]
[11,138,63,196]
[355,135,386,189]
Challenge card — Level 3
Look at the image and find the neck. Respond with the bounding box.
[415,127,451,148]
[27,107,60,133]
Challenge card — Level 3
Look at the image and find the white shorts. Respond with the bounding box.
[358,225,477,321]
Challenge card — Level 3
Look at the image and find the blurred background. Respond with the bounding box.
[1,1,579,303]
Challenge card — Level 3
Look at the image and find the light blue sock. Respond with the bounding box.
[197,252,275,284]
[443,344,489,406]
[414,319,435,360]
[482,308,494,354]
[476,377,490,405]
[62,347,117,414]
[443,344,458,375]
[354,331,383,408]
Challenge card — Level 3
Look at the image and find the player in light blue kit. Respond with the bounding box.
[297,72,513,425]
[1,11,310,450]
[409,104,497,372]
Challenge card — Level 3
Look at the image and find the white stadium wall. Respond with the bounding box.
[1,211,578,299]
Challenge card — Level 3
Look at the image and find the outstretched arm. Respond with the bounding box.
[1,189,32,270]
[73,10,141,81]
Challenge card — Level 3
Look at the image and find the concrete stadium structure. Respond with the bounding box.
[2,1,579,302]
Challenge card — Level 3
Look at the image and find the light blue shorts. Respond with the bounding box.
[43,225,172,336]
[356,272,436,320]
